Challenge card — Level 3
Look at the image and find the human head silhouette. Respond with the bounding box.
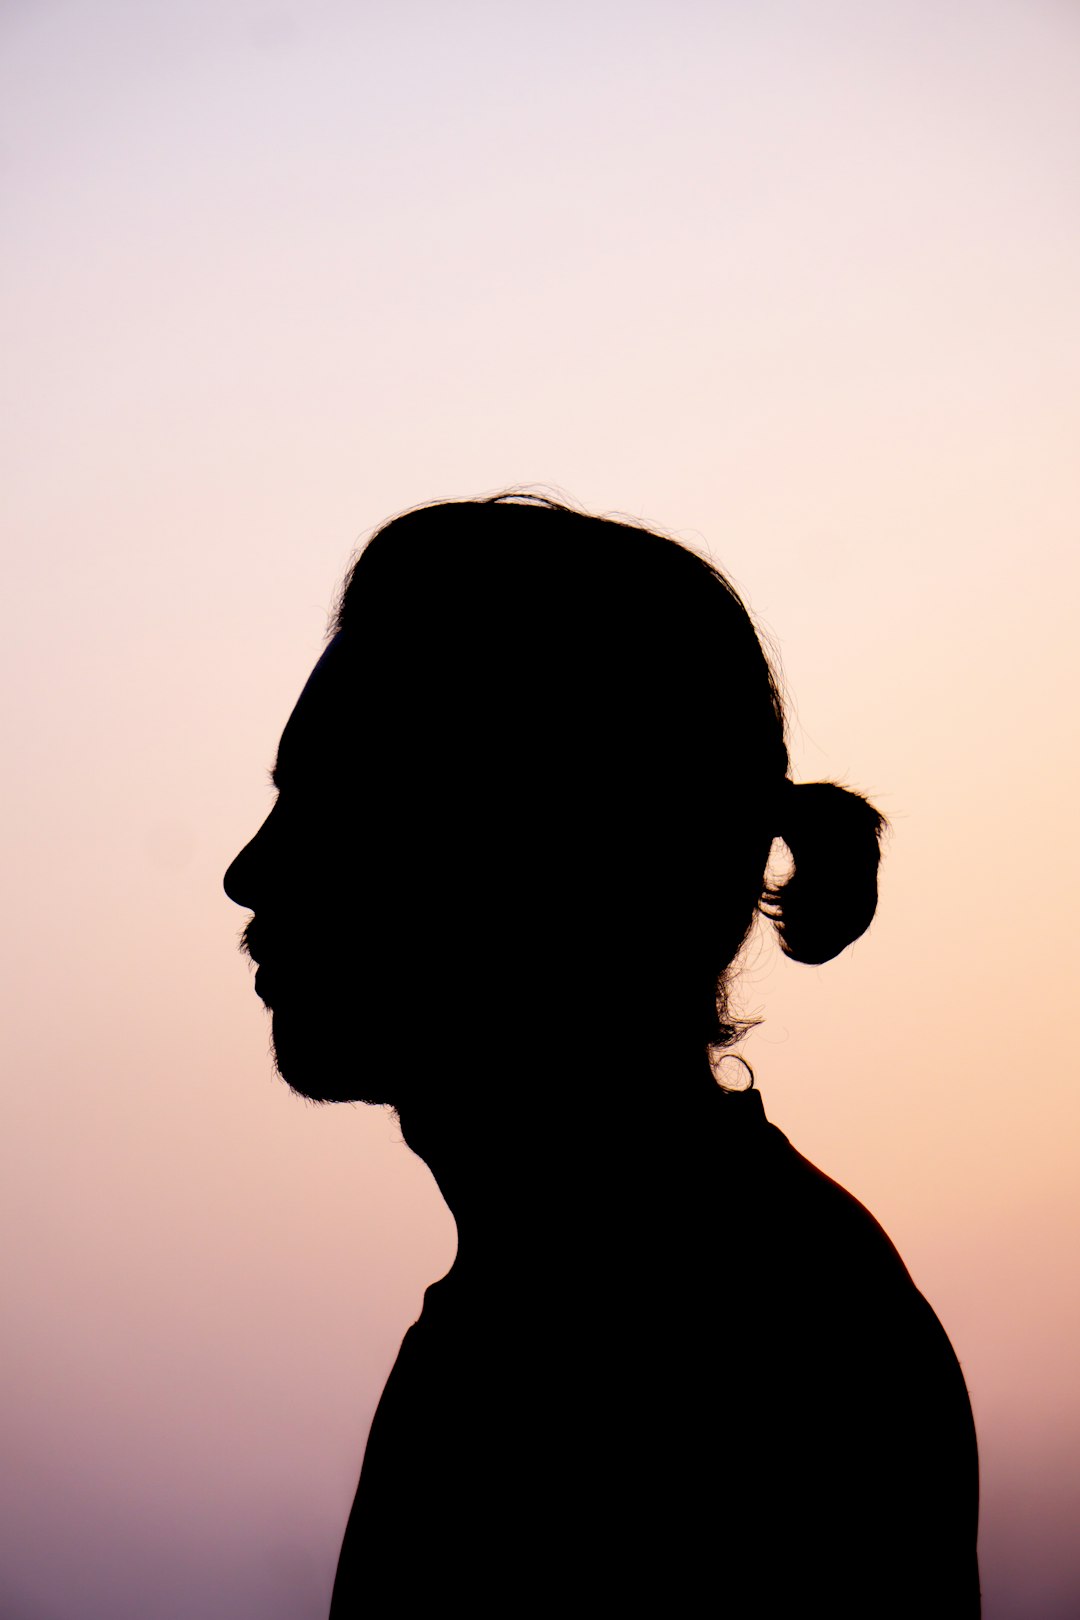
[224,495,884,1115]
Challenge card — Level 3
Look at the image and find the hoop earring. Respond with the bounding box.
[713,1052,755,1092]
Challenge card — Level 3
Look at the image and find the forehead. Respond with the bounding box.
[273,633,356,788]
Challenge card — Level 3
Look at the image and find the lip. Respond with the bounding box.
[253,967,273,1007]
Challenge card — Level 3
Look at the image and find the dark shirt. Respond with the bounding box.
[330,1089,979,1615]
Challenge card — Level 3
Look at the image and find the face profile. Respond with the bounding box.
[224,634,418,1107]
[223,494,978,1619]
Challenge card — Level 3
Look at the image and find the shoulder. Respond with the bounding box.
[732,1094,924,1302]
[720,1092,977,1459]
[739,1100,981,1611]
[768,1131,917,1284]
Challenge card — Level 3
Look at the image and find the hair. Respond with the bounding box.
[331,493,886,1064]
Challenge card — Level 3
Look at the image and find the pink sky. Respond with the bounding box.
[3,2,1078,1615]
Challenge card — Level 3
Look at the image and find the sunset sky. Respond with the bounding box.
[3,2,1079,1616]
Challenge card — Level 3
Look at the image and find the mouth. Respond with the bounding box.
[243,919,272,995]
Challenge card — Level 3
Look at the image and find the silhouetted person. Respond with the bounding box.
[224,496,979,1616]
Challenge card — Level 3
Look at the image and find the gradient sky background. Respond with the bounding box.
[3,1,1078,1616]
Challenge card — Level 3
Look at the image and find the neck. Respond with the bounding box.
[393,1035,722,1285]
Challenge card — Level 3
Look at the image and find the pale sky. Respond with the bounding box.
[2,2,1078,1615]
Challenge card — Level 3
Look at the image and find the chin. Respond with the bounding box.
[269,1006,392,1107]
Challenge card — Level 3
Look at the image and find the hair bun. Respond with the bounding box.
[761,781,887,965]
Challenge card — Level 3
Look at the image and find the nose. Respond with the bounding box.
[224,842,255,908]
[224,814,270,909]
